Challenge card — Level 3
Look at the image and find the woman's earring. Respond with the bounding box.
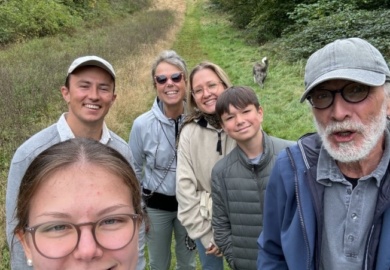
[27,259,33,267]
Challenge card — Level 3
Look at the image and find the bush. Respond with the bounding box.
[0,0,152,45]
[0,0,80,44]
[276,8,390,62]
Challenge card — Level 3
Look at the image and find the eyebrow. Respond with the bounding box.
[35,204,132,219]
[97,204,132,216]
[76,79,112,86]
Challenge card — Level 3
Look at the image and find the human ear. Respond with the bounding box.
[17,231,33,262]
[61,86,70,104]
[110,93,117,107]
[258,106,264,122]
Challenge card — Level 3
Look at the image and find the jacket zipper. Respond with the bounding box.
[287,147,312,270]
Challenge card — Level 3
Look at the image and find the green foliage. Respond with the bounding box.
[209,0,390,52]
[0,0,80,43]
[247,0,298,43]
[209,0,306,43]
[276,3,390,62]
[174,0,313,140]
[0,0,151,44]
[0,3,164,268]
[287,0,356,26]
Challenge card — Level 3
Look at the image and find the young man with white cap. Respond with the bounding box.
[6,56,145,269]
[258,38,390,269]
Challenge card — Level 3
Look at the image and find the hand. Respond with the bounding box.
[205,243,223,257]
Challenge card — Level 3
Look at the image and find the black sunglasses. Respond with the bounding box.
[155,72,183,85]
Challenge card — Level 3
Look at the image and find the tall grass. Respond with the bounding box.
[0,3,182,268]
[174,0,315,140]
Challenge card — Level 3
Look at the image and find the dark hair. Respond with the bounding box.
[14,138,143,236]
[215,86,260,122]
[188,61,232,113]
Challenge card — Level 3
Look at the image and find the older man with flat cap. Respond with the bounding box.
[257,38,390,270]
[6,56,145,269]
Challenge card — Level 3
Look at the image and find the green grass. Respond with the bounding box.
[174,0,315,141]
[0,0,316,268]
[0,6,178,269]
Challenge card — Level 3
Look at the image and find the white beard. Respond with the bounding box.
[314,103,387,163]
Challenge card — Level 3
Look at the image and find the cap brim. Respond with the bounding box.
[69,60,115,79]
[300,69,386,102]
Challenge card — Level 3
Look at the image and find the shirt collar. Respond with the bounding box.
[57,113,111,144]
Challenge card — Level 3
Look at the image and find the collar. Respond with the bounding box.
[238,130,270,169]
[317,129,390,187]
[57,113,111,144]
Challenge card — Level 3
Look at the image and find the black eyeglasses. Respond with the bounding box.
[25,214,140,259]
[155,72,183,85]
[307,82,371,109]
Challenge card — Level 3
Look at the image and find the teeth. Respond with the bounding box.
[85,104,100,109]
[166,91,178,95]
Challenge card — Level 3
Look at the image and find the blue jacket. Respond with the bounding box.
[257,133,390,270]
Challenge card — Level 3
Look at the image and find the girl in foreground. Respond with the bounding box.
[14,138,144,269]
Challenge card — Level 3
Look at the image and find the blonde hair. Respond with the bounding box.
[187,61,232,114]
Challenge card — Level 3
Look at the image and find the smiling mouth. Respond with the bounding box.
[84,104,100,109]
[237,126,250,132]
[165,90,179,95]
[204,99,216,105]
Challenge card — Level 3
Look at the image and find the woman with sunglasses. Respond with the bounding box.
[176,62,236,270]
[14,138,144,269]
[129,50,196,270]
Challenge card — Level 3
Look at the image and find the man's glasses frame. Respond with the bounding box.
[307,82,371,109]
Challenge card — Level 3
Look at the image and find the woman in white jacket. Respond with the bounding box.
[176,62,236,270]
[129,50,196,270]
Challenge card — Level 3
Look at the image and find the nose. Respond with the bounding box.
[72,227,103,261]
[201,87,213,98]
[88,86,99,100]
[235,114,244,125]
[166,80,174,87]
[330,92,351,121]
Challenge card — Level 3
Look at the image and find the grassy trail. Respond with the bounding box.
[0,0,314,268]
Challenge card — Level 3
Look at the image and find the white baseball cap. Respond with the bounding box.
[67,55,116,79]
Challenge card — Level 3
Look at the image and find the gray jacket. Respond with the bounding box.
[211,131,294,270]
[129,98,185,196]
[6,113,141,270]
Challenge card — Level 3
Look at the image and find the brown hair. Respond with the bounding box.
[187,61,232,113]
[14,138,143,236]
[215,86,260,122]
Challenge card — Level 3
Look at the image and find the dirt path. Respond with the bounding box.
[106,0,187,137]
